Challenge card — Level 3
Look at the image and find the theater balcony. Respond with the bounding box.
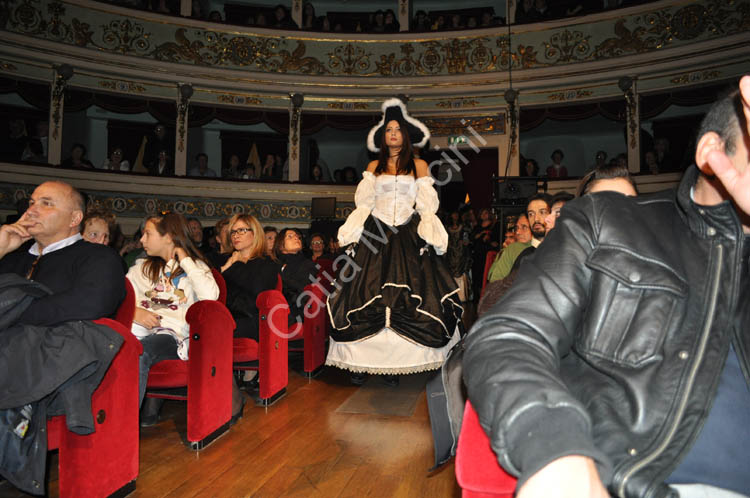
[1,0,749,228]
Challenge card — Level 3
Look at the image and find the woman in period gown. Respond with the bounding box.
[326,98,463,385]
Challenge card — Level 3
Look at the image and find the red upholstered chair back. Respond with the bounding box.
[210,268,227,305]
[114,277,136,330]
[46,317,140,498]
[481,250,499,297]
[275,273,283,292]
[314,258,335,292]
[455,401,517,498]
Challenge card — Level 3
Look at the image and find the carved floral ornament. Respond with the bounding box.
[5,0,749,77]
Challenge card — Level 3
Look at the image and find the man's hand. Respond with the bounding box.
[702,76,750,214]
[134,307,161,329]
[517,456,609,498]
[0,223,32,258]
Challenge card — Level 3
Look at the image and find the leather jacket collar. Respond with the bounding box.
[677,165,744,241]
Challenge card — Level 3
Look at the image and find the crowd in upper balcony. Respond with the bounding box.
[97,0,661,32]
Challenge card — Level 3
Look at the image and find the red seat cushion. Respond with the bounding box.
[147,359,188,388]
[233,338,259,362]
[456,402,517,497]
[287,322,303,341]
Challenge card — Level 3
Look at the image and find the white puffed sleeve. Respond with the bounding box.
[337,171,376,246]
[415,176,449,255]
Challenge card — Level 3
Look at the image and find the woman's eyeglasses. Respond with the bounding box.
[230,227,253,237]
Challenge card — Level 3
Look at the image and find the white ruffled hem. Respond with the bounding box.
[325,325,460,375]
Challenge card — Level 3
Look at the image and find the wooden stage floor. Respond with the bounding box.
[1,365,461,498]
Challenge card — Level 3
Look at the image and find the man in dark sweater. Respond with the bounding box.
[0,181,124,325]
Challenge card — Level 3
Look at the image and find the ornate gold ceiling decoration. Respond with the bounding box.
[425,115,505,136]
[327,102,369,110]
[98,79,147,93]
[435,99,481,108]
[548,89,593,101]
[4,0,748,78]
[669,69,721,85]
[217,94,262,105]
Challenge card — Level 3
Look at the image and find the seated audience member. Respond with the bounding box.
[1,118,27,161]
[301,2,320,30]
[431,14,446,30]
[466,16,478,28]
[260,153,278,180]
[479,10,496,27]
[120,228,144,268]
[128,213,234,425]
[487,194,550,283]
[643,149,660,175]
[0,183,125,495]
[24,120,49,161]
[22,138,46,163]
[263,226,277,257]
[186,217,211,254]
[255,12,267,26]
[61,143,94,169]
[370,10,386,32]
[81,209,115,246]
[101,147,130,171]
[576,162,638,197]
[327,235,341,257]
[654,137,674,172]
[208,9,222,22]
[448,13,465,30]
[515,0,538,23]
[523,158,539,177]
[144,124,173,173]
[148,149,174,176]
[591,150,607,171]
[0,181,125,325]
[545,149,568,178]
[411,10,430,31]
[273,228,317,327]
[342,166,357,184]
[205,217,232,268]
[220,214,279,341]
[310,164,324,182]
[188,152,217,177]
[383,9,399,32]
[272,4,298,29]
[464,77,750,498]
[223,153,243,179]
[542,192,575,232]
[502,215,517,247]
[308,232,328,262]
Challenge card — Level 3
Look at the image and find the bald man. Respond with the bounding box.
[0,181,124,325]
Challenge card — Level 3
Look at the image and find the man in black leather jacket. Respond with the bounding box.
[464,76,750,498]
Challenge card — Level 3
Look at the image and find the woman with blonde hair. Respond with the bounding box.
[221,214,279,341]
[127,212,223,425]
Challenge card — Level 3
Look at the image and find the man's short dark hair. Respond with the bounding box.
[551,149,564,160]
[577,163,636,196]
[264,226,277,234]
[195,152,208,161]
[186,217,200,225]
[527,193,551,211]
[696,88,746,157]
[550,191,575,206]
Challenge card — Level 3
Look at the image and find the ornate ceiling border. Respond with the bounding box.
[2,0,748,79]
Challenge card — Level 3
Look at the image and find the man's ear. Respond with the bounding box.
[70,210,83,228]
[695,132,724,175]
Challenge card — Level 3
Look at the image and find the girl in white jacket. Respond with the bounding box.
[127,213,219,424]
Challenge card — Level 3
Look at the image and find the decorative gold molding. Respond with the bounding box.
[669,70,722,85]
[217,94,262,105]
[548,89,593,101]
[424,115,505,136]
[327,102,369,110]
[435,99,480,108]
[98,79,147,93]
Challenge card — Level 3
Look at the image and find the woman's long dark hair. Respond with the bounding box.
[375,120,416,176]
[141,212,208,285]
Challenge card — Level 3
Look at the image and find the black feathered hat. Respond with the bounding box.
[367,98,431,153]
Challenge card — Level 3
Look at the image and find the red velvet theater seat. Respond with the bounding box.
[114,278,136,330]
[455,401,517,498]
[46,318,140,498]
[233,275,289,406]
[287,282,328,378]
[481,250,498,297]
[145,300,236,449]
